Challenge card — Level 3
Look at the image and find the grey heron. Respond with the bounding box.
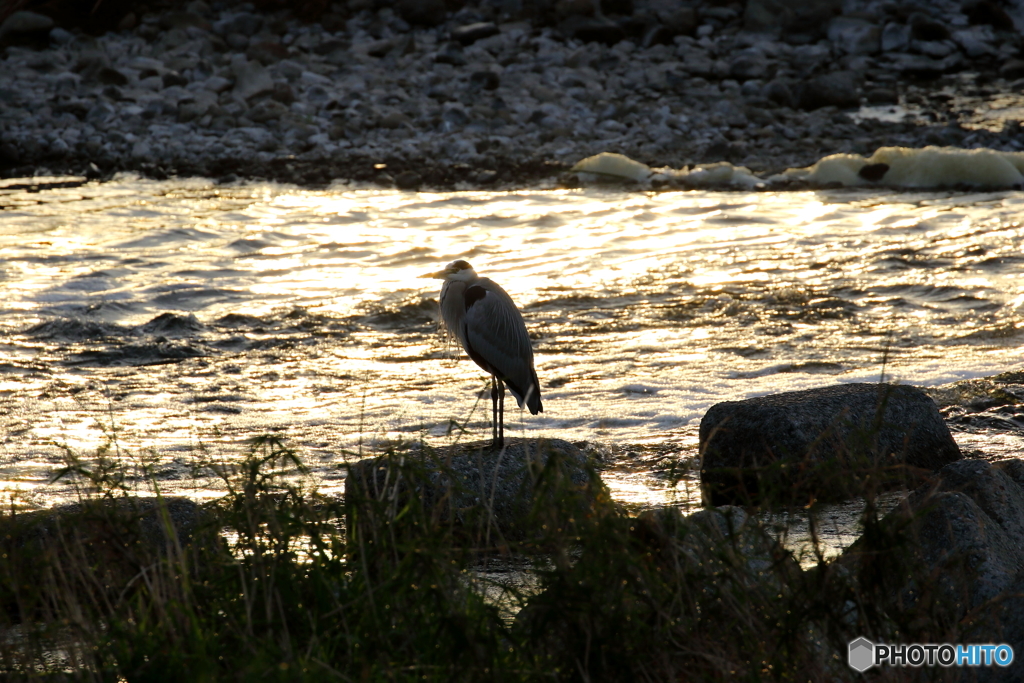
[425,259,543,448]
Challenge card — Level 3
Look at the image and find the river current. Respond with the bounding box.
[2,175,1023,523]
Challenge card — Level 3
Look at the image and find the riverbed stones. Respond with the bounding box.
[2,0,1023,188]
[345,438,604,547]
[699,383,962,505]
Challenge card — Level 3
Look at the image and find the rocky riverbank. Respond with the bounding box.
[3,0,1024,188]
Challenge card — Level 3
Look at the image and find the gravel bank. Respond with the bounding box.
[3,0,1024,189]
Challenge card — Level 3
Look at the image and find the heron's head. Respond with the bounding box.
[424,259,476,282]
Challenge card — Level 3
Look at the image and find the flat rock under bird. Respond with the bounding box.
[426,260,543,448]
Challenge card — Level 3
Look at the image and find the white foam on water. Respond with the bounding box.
[573,146,1024,189]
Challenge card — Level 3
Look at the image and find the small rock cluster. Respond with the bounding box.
[2,0,1024,187]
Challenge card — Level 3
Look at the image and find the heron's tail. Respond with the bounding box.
[506,370,543,415]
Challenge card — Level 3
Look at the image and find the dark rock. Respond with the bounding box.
[442,107,470,128]
[246,99,288,122]
[881,22,910,52]
[469,70,500,90]
[858,162,889,181]
[641,24,674,48]
[232,58,274,100]
[651,3,697,36]
[515,505,803,679]
[744,0,841,41]
[225,32,249,50]
[270,81,296,105]
[889,52,962,78]
[397,0,447,27]
[729,54,767,81]
[345,438,602,545]
[365,39,394,58]
[0,497,218,619]
[563,16,626,45]
[159,11,209,31]
[313,38,348,56]
[1000,59,1024,80]
[247,40,290,65]
[840,460,1024,640]
[136,312,206,337]
[97,66,129,86]
[434,43,467,65]
[162,70,188,87]
[909,13,951,42]
[601,0,633,15]
[48,26,75,46]
[451,21,499,46]
[865,86,898,104]
[763,79,795,107]
[0,10,54,48]
[394,170,422,190]
[699,383,962,505]
[214,11,263,37]
[964,0,1016,30]
[73,48,111,78]
[828,17,881,55]
[797,70,861,110]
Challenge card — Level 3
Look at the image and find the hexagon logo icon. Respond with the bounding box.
[848,637,875,672]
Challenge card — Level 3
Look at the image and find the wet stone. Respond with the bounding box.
[345,438,600,544]
[394,170,422,190]
[797,70,861,110]
[469,70,500,91]
[699,383,962,506]
[0,10,54,47]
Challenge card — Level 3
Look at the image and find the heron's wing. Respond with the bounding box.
[462,279,543,414]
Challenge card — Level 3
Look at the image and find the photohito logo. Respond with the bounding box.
[848,638,1014,671]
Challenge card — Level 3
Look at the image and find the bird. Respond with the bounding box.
[425,259,542,448]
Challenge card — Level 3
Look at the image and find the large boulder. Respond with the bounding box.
[0,10,53,48]
[0,497,217,621]
[345,438,606,550]
[514,505,806,680]
[836,459,1024,678]
[700,383,962,505]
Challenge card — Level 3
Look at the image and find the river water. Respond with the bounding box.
[1,176,1022,533]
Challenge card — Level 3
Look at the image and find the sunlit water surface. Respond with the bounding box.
[2,175,1023,559]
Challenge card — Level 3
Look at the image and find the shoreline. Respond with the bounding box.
[3,1,1024,190]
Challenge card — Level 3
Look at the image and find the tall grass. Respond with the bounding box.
[0,433,969,681]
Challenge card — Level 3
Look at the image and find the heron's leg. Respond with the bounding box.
[490,375,499,445]
[498,378,506,448]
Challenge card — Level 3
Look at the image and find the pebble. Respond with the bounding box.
[450,22,499,46]
[0,0,1020,188]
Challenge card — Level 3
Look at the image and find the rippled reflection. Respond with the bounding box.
[1,176,1022,515]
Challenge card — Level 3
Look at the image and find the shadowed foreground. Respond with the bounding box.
[0,434,1016,681]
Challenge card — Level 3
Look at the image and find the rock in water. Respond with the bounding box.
[345,438,605,549]
[837,459,1024,659]
[699,383,961,505]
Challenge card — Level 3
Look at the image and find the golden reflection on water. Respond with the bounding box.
[0,179,1022,520]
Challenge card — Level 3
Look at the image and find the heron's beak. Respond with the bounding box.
[421,268,449,279]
